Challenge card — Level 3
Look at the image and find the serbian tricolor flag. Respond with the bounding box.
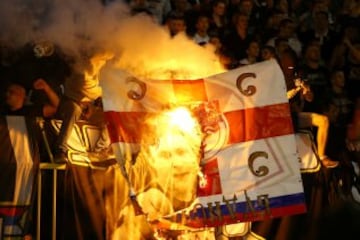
[100,59,306,228]
[0,116,39,237]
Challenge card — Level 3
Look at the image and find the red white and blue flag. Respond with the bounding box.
[100,59,306,228]
[0,116,39,238]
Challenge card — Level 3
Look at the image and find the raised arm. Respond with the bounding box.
[287,85,302,99]
[33,78,60,118]
[286,78,313,102]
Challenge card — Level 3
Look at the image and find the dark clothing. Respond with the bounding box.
[324,90,354,128]
[55,96,83,153]
[298,64,331,113]
[11,43,70,105]
[1,104,44,117]
[222,28,252,61]
[291,111,299,132]
[344,62,360,102]
[298,29,340,61]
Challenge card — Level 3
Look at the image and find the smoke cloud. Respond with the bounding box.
[0,0,225,79]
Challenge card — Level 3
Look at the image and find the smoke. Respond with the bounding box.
[0,0,129,60]
[0,0,225,78]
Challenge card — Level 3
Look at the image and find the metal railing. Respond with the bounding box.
[36,118,66,240]
[36,163,66,240]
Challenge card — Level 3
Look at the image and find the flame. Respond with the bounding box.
[110,22,227,80]
[92,44,218,238]
[92,16,226,239]
[167,107,199,136]
[133,106,204,223]
[107,102,224,239]
[85,51,114,77]
[144,106,203,170]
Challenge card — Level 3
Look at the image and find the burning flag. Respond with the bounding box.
[100,59,306,231]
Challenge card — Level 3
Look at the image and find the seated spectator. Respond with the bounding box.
[287,77,339,168]
[171,0,192,15]
[171,0,198,34]
[298,40,331,113]
[222,11,252,62]
[260,45,278,62]
[147,0,172,24]
[207,0,228,40]
[239,38,260,65]
[321,69,354,158]
[130,0,172,24]
[129,0,155,18]
[298,10,338,62]
[281,49,339,168]
[266,18,302,57]
[272,0,293,19]
[328,21,360,101]
[207,30,238,70]
[297,0,333,34]
[1,79,59,118]
[274,37,292,59]
[208,30,223,55]
[192,14,211,45]
[164,11,187,37]
[260,9,287,44]
[237,0,269,36]
[226,0,241,24]
[324,69,353,129]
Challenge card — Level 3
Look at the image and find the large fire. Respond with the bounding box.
[134,105,213,239]
[0,0,227,239]
[89,44,222,238]
[139,106,203,204]
[107,104,215,239]
[61,6,225,240]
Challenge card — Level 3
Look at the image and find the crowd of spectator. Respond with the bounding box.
[126,0,360,159]
[0,0,359,174]
[0,0,359,239]
[114,0,360,172]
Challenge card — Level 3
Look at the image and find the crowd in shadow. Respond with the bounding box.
[1,0,360,239]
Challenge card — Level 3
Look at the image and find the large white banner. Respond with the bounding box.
[100,59,306,228]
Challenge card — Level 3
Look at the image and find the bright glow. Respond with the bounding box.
[167,107,197,135]
[135,105,204,223]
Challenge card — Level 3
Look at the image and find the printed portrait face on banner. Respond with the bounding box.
[139,106,203,211]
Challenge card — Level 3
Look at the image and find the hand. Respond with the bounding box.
[33,78,49,90]
[294,78,303,87]
[301,83,311,95]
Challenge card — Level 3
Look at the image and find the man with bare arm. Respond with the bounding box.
[287,77,339,168]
